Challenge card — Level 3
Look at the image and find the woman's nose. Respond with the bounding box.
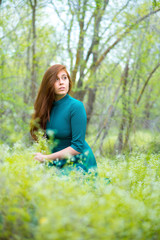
[59,79,62,84]
[59,78,64,84]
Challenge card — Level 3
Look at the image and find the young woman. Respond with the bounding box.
[30,64,97,173]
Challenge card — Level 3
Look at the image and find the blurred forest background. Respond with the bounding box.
[1,2,160,239]
[1,0,160,155]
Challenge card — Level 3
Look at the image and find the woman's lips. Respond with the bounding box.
[59,87,65,90]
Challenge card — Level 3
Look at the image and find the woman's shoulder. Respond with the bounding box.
[68,94,84,108]
[68,95,86,118]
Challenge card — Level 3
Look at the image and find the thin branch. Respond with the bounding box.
[67,14,74,72]
[85,0,109,63]
[29,0,33,8]
[136,62,160,105]
[100,0,131,38]
[91,8,160,72]
[93,46,133,147]
[84,10,95,32]
[50,0,67,30]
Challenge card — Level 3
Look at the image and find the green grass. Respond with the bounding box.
[91,129,160,156]
[0,139,160,240]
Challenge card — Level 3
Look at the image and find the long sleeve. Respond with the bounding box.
[70,101,87,153]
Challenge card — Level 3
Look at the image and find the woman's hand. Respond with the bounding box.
[34,153,47,163]
[34,146,80,163]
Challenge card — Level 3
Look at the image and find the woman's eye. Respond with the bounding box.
[63,76,67,80]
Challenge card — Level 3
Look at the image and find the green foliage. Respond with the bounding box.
[147,137,160,154]
[34,130,51,154]
[152,0,160,8]
[0,141,160,239]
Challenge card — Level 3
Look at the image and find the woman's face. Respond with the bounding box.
[54,70,69,100]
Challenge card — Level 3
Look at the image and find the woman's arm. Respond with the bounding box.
[34,147,80,163]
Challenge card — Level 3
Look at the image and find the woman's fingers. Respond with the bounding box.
[34,153,44,162]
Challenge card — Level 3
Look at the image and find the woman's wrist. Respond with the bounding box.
[44,154,55,161]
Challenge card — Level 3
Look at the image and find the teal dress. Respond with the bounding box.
[46,94,97,173]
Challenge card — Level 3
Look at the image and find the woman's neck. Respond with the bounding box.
[55,94,67,101]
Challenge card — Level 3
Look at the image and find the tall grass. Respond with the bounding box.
[0,137,160,239]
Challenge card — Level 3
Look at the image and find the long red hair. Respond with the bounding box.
[30,64,72,140]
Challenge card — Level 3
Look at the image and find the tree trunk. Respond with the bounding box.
[29,0,37,102]
[22,27,31,122]
[124,62,160,149]
[143,87,153,129]
[85,0,108,123]
[116,62,129,153]
[93,64,126,148]
[85,88,97,125]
